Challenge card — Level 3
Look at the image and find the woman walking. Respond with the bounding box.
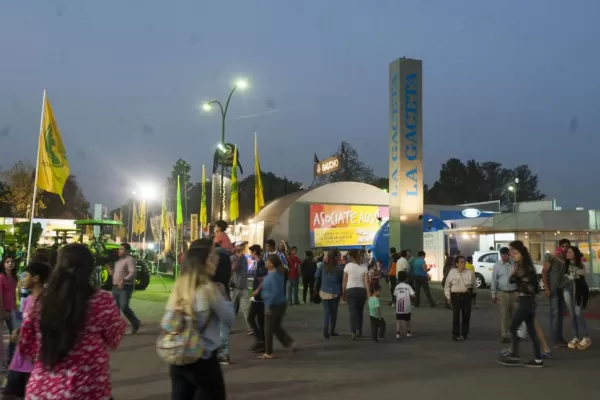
[0,256,18,366]
[316,250,344,339]
[497,240,544,367]
[165,239,234,399]
[565,246,591,350]
[343,250,370,340]
[444,255,477,340]
[259,255,296,359]
[19,243,126,399]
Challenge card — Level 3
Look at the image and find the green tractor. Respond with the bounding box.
[73,219,151,291]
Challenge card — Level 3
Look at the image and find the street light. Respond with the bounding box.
[508,179,518,211]
[201,77,250,221]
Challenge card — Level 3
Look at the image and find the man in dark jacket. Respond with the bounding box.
[300,251,318,304]
[188,238,232,365]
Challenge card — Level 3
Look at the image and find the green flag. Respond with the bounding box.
[176,175,183,225]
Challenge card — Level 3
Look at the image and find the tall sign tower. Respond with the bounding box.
[388,58,424,253]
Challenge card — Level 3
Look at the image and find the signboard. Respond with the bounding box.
[461,208,481,218]
[314,155,342,177]
[423,231,445,281]
[389,57,423,252]
[190,214,199,241]
[309,204,389,248]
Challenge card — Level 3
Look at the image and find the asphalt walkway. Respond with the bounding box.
[111,288,600,400]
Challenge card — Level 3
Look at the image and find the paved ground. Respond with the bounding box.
[111,287,600,400]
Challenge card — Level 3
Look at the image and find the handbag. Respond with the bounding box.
[156,288,214,365]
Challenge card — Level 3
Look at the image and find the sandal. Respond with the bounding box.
[257,353,274,359]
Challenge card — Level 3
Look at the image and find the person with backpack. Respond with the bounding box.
[159,240,234,399]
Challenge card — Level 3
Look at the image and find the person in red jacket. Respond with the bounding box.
[287,246,302,305]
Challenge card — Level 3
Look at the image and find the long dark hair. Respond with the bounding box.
[509,240,534,268]
[0,256,18,280]
[566,246,584,269]
[267,254,285,275]
[324,250,340,275]
[39,243,95,368]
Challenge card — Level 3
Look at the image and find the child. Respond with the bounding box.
[394,271,416,339]
[368,283,386,343]
[3,261,51,399]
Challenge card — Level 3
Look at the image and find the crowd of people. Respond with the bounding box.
[0,218,594,399]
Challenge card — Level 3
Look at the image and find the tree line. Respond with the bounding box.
[0,142,544,231]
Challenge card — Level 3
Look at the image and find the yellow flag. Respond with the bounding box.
[119,208,125,239]
[139,200,147,235]
[200,164,207,230]
[254,133,265,215]
[37,91,70,203]
[161,187,168,233]
[132,201,139,235]
[229,145,239,221]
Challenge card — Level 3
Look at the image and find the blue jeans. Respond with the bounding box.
[322,297,340,334]
[510,296,541,360]
[346,287,367,335]
[548,289,565,344]
[219,323,230,357]
[573,305,589,338]
[562,286,579,338]
[287,278,299,305]
[112,285,140,329]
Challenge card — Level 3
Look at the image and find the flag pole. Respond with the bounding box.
[26,90,47,265]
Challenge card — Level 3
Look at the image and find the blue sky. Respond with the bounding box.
[1,0,599,209]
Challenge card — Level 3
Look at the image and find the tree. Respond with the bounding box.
[40,175,90,218]
[425,158,545,209]
[314,141,375,186]
[0,161,45,217]
[166,159,192,219]
[0,181,11,216]
[235,172,302,221]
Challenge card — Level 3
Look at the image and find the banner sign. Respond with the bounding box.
[309,204,389,248]
[314,155,342,177]
[190,214,199,241]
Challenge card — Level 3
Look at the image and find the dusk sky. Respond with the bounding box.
[1,0,598,210]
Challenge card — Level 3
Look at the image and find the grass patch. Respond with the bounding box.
[133,275,174,302]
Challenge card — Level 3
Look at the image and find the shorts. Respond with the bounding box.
[3,370,30,397]
[396,313,411,321]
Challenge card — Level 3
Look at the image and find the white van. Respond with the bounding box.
[471,250,544,290]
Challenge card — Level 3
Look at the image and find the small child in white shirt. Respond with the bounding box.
[394,271,416,339]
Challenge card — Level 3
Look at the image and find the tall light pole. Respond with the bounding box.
[508,177,519,212]
[202,78,249,221]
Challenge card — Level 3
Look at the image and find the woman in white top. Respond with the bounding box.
[342,250,370,340]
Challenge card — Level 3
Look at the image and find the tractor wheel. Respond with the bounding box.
[135,268,151,291]
[100,265,113,291]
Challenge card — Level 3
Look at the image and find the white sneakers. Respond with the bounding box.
[577,337,592,350]
[568,337,592,350]
[567,338,580,349]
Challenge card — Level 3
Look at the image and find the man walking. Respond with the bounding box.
[490,247,516,343]
[287,246,302,305]
[300,250,317,304]
[113,242,141,334]
[230,241,251,334]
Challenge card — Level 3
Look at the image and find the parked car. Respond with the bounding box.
[471,250,544,290]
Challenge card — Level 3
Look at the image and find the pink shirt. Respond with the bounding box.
[0,274,17,311]
[213,232,233,253]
